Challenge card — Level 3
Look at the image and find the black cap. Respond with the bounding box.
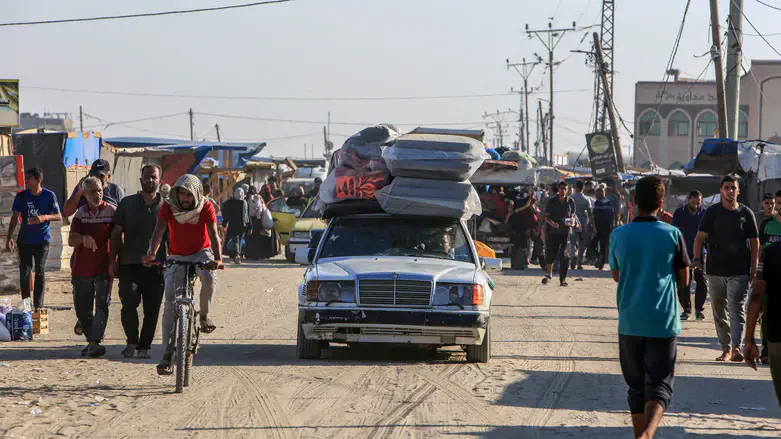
[90,159,110,177]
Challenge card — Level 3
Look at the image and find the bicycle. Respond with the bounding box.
[162,260,221,393]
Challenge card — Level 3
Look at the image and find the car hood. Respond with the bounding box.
[315,257,477,283]
[292,218,326,232]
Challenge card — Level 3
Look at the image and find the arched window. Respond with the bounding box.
[638,110,660,136]
[696,112,718,137]
[668,110,690,136]
[739,111,748,138]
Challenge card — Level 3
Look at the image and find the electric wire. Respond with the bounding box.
[0,0,292,27]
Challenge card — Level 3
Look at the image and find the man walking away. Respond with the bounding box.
[63,159,125,216]
[222,188,250,264]
[756,192,776,224]
[68,177,116,357]
[592,187,615,270]
[143,174,222,375]
[7,168,62,309]
[744,240,781,406]
[752,189,781,365]
[111,164,167,360]
[570,180,594,271]
[672,191,708,321]
[542,181,576,286]
[694,175,759,362]
[610,176,690,439]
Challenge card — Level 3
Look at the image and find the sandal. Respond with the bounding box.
[121,345,136,358]
[74,320,83,336]
[560,281,569,287]
[157,356,173,376]
[200,317,216,334]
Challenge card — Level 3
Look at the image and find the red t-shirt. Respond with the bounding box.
[71,202,116,277]
[159,201,216,256]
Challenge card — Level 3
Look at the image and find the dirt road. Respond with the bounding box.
[1,260,780,438]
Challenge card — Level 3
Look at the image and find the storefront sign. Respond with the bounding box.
[586,132,618,179]
[0,80,19,128]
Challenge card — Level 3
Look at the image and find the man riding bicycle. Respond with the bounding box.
[143,174,222,376]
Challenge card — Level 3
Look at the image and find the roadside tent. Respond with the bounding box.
[102,137,264,195]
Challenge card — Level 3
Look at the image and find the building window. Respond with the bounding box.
[638,111,660,136]
[696,112,718,137]
[739,111,748,138]
[667,111,690,136]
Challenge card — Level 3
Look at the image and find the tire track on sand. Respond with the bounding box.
[232,366,292,439]
[368,363,461,439]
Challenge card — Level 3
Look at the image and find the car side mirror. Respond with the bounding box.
[295,247,314,265]
[482,257,502,271]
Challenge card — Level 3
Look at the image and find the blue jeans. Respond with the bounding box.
[708,275,749,352]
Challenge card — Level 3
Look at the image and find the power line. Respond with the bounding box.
[755,0,781,12]
[22,85,590,101]
[81,112,187,129]
[0,0,292,27]
[734,0,781,57]
[635,0,693,163]
[195,111,491,127]
[83,113,190,138]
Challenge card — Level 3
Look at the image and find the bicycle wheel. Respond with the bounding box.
[183,308,193,387]
[175,303,188,393]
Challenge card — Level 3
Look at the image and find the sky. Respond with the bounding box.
[4,0,781,160]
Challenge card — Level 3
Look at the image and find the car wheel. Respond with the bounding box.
[285,244,295,262]
[466,324,490,363]
[296,323,321,359]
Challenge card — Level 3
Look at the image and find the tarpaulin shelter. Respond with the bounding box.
[102,137,264,195]
[12,131,102,208]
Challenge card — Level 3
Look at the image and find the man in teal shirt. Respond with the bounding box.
[610,176,690,439]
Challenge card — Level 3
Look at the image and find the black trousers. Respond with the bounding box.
[73,275,110,343]
[595,227,611,269]
[118,264,165,350]
[619,335,677,414]
[19,242,49,309]
[545,234,570,281]
[678,267,708,314]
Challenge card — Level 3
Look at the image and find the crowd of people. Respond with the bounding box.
[5,160,303,374]
[488,174,781,438]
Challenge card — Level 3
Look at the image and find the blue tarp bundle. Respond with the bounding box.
[684,138,741,175]
[63,132,100,167]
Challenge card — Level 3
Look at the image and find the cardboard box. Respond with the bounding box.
[32,309,48,335]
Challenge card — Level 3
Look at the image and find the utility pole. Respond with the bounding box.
[725,0,744,139]
[79,106,83,131]
[708,0,729,138]
[537,101,544,160]
[592,32,625,172]
[526,21,577,166]
[189,108,195,141]
[596,0,616,131]
[507,58,540,153]
[215,123,221,142]
[509,89,525,151]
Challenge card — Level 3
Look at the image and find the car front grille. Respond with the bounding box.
[358,279,432,307]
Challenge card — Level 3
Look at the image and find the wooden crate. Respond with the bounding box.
[32,309,49,335]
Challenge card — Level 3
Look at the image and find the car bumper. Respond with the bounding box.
[299,309,489,345]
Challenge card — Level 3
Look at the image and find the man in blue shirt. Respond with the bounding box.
[6,168,63,309]
[610,176,690,439]
[672,190,708,321]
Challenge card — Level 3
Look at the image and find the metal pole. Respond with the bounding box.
[708,0,729,138]
[725,0,743,139]
[79,106,83,131]
[524,77,531,154]
[549,48,554,166]
[189,108,194,141]
[537,101,543,160]
[215,123,221,142]
[593,32,625,173]
[518,94,524,151]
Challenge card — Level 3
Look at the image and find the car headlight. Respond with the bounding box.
[433,283,484,306]
[292,231,310,240]
[310,281,356,302]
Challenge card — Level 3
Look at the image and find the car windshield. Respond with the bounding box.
[319,217,473,263]
[300,198,321,219]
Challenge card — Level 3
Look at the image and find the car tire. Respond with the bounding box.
[466,323,490,363]
[285,244,295,262]
[297,323,321,360]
